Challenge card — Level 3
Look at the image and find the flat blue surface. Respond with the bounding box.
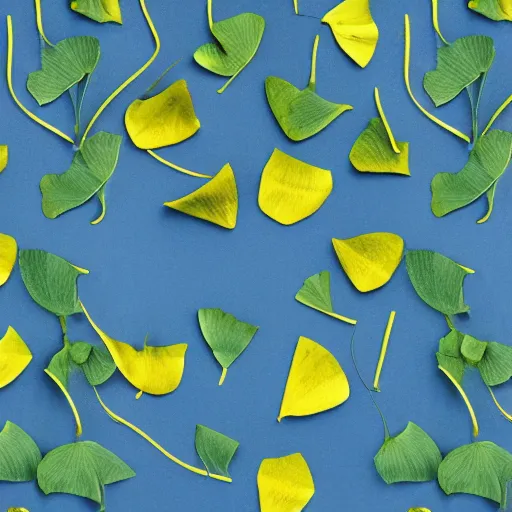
[0,0,511,510]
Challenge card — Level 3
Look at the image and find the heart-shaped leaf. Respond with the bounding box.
[468,0,512,21]
[0,233,17,287]
[0,327,32,389]
[71,0,122,24]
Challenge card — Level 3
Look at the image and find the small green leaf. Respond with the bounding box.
[478,341,512,386]
[195,425,239,479]
[439,329,464,358]
[47,346,74,388]
[0,422,41,482]
[81,346,116,386]
[27,36,100,106]
[70,341,93,365]
[461,335,487,365]
[71,0,123,24]
[374,422,442,484]
[40,131,122,221]
[19,249,87,317]
[468,0,512,21]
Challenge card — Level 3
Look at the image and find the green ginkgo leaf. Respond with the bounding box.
[374,422,442,484]
[478,341,512,386]
[423,36,495,107]
[27,36,100,106]
[71,0,123,24]
[265,35,352,142]
[461,335,487,365]
[37,441,135,510]
[81,346,116,386]
[40,131,122,222]
[405,250,472,316]
[0,422,41,482]
[19,249,87,317]
[438,441,512,506]
[198,308,259,385]
[193,0,265,94]
[70,341,93,364]
[195,425,239,480]
[431,130,512,219]
[468,0,512,21]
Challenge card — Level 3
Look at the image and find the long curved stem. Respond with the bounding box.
[146,151,212,178]
[431,0,449,45]
[293,0,299,15]
[80,0,160,145]
[308,35,319,91]
[374,88,400,154]
[207,0,214,32]
[6,16,74,144]
[373,311,396,392]
[482,94,512,137]
[488,386,512,423]
[34,0,53,46]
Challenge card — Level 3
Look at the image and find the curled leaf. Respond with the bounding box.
[258,149,333,225]
[278,336,349,421]
[71,0,123,24]
[0,327,32,388]
[0,233,17,287]
[257,453,315,512]
[0,145,8,172]
[478,341,512,387]
[469,0,512,20]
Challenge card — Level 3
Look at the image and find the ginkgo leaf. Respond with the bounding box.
[439,329,464,358]
[193,0,265,94]
[125,79,200,150]
[40,131,122,221]
[0,145,8,172]
[198,308,258,385]
[37,441,135,510]
[468,0,512,21]
[0,233,17,287]
[82,304,187,397]
[438,441,512,505]
[257,453,315,512]
[265,36,352,141]
[71,0,123,24]
[0,422,41,482]
[405,250,472,315]
[431,130,512,218]
[332,232,404,292]
[70,341,93,364]
[322,0,379,68]
[81,346,116,386]
[164,164,238,229]
[0,327,32,388]
[19,249,87,317]
[195,425,239,480]
[295,271,357,325]
[424,36,495,107]
[47,346,74,388]
[374,422,442,484]
[258,149,333,225]
[278,336,349,421]
[27,36,100,105]
[350,118,410,175]
[461,335,487,365]
[478,341,512,386]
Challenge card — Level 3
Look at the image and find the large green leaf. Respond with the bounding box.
[71,0,123,24]
[431,130,512,218]
[0,422,41,482]
[423,36,495,107]
[374,422,442,484]
[438,441,512,506]
[27,36,100,106]
[468,0,512,22]
[478,341,512,386]
[406,250,472,316]
[195,425,239,479]
[19,249,86,317]
[40,131,122,220]
[37,441,135,510]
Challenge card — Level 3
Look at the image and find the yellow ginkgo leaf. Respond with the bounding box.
[258,149,333,225]
[0,145,8,172]
[322,0,379,68]
[0,233,17,287]
[81,303,187,398]
[164,164,238,229]
[257,453,315,512]
[125,79,200,150]
[278,336,349,421]
[332,232,404,292]
[0,326,32,388]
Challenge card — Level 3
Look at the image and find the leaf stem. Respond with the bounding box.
[373,311,396,392]
[207,0,214,32]
[146,150,212,178]
[219,367,227,386]
[374,88,400,154]
[431,0,449,45]
[59,316,70,346]
[487,385,512,423]
[477,181,497,224]
[34,0,53,46]
[293,0,299,14]
[80,0,160,146]
[482,94,512,137]
[308,35,319,91]
[444,315,454,330]
[403,15,470,144]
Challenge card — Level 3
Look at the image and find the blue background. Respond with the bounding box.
[0,0,511,510]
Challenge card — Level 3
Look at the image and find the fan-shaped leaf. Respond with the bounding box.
[195,425,239,479]
[468,0,512,21]
[71,0,122,24]
[478,341,512,386]
[0,327,32,388]
[0,145,8,172]
[0,233,17,287]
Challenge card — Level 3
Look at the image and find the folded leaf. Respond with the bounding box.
[322,0,379,68]
[258,149,333,225]
[257,453,315,512]
[478,341,512,386]
[47,346,74,388]
[431,130,512,218]
[19,249,87,317]
[0,145,8,172]
[37,441,135,509]
[71,0,123,24]
[278,336,349,421]
[0,233,17,287]
[461,335,487,365]
[295,271,357,325]
[0,422,41,482]
[27,36,100,105]
[0,327,32,388]
[439,329,464,358]
[82,304,187,397]
[40,131,122,221]
[164,163,238,229]
[436,352,465,384]
[374,422,442,484]
[438,442,512,505]
[468,0,512,21]
[70,341,93,364]
[405,250,472,315]
[332,232,404,292]
[424,36,495,107]
[125,79,200,150]
[195,425,239,479]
